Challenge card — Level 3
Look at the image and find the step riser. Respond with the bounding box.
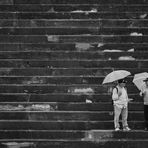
[0,103,143,111]
[0,43,147,51]
[1,141,148,148]
[0,77,143,85]
[1,28,148,35]
[0,60,147,68]
[0,131,85,139]
[1,5,148,12]
[0,94,142,102]
[0,112,144,121]
[0,85,141,93]
[0,68,147,76]
[88,131,148,140]
[0,130,148,139]
[2,20,148,28]
[0,35,148,44]
[12,0,148,4]
[1,12,148,19]
[0,52,147,60]
[0,121,145,130]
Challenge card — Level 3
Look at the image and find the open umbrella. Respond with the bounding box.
[133,72,148,91]
[102,70,131,84]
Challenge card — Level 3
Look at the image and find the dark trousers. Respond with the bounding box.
[144,105,148,128]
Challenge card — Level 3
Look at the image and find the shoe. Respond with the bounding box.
[115,127,120,131]
[123,127,131,131]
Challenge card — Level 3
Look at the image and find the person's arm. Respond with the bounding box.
[112,88,119,101]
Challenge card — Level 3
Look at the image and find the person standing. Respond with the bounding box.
[112,79,131,131]
[140,78,148,131]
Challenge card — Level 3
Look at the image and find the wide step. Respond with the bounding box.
[0,0,148,147]
[0,139,148,148]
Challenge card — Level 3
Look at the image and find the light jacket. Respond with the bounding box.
[112,85,129,108]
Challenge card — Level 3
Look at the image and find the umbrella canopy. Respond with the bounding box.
[133,72,148,91]
[102,70,131,84]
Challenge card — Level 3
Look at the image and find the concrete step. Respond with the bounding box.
[12,0,148,4]
[0,140,148,148]
[1,4,148,12]
[0,111,144,121]
[1,12,148,19]
[0,76,144,86]
[0,130,85,139]
[0,43,148,51]
[0,102,143,111]
[0,120,144,130]
[0,93,142,103]
[0,76,137,84]
[0,51,146,60]
[0,130,148,140]
[0,59,147,68]
[0,76,113,85]
[0,84,141,93]
[88,130,148,140]
[1,27,148,35]
[0,68,147,76]
[0,35,148,44]
[1,139,148,148]
[0,1,147,147]
[2,19,148,28]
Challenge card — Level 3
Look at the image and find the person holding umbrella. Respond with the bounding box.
[112,79,131,131]
[102,70,131,131]
[140,78,148,131]
[133,72,148,131]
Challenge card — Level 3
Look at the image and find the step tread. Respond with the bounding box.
[0,138,148,141]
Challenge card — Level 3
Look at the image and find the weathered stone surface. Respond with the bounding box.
[0,43,148,51]
[13,0,148,4]
[0,0,148,146]
[1,12,148,19]
[0,111,144,121]
[0,68,147,76]
[0,93,142,103]
[0,60,148,68]
[0,120,145,130]
[0,102,143,111]
[15,12,148,19]
[1,27,148,35]
[0,76,144,86]
[0,140,148,148]
[0,35,148,44]
[0,0,13,5]
[0,130,85,139]
[0,5,148,12]
[87,130,148,140]
[0,84,141,93]
[1,19,148,28]
[0,51,147,60]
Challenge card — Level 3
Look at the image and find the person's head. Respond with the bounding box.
[143,78,148,86]
[118,79,127,87]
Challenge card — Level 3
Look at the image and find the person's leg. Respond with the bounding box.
[114,105,122,129]
[144,105,148,129]
[121,107,129,129]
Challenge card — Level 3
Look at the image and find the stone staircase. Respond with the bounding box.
[0,0,148,147]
